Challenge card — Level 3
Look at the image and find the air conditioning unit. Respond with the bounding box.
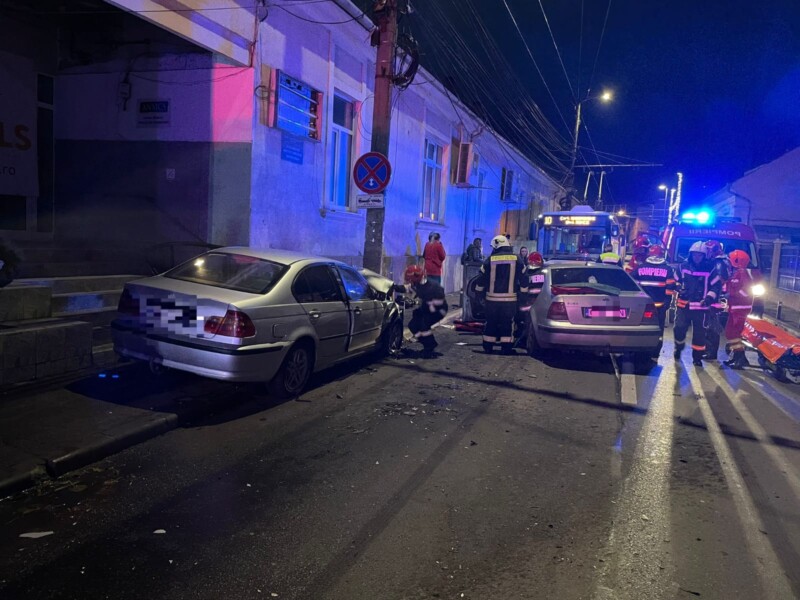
[454,142,474,187]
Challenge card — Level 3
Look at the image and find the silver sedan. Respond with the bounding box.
[112,247,404,397]
[526,262,662,362]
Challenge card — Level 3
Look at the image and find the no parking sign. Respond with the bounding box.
[353,152,392,194]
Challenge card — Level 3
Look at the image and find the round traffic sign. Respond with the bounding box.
[353,152,392,194]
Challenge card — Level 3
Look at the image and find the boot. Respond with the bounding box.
[673,347,683,361]
[482,342,494,354]
[729,351,748,370]
[723,355,737,367]
[500,343,514,355]
[692,351,704,367]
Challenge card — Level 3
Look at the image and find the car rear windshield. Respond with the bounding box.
[165,252,287,294]
[550,267,641,292]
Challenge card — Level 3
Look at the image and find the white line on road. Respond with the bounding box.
[610,354,638,405]
[704,366,800,504]
[593,358,676,599]
[686,367,795,600]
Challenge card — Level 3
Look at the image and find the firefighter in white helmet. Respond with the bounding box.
[474,235,528,354]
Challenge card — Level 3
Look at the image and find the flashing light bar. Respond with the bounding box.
[681,210,712,224]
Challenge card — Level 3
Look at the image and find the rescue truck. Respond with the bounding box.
[662,210,766,320]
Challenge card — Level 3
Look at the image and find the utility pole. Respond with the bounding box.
[362,0,398,274]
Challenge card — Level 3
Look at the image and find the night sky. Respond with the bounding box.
[359,0,800,210]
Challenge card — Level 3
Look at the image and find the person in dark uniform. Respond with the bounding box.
[404,265,448,358]
[474,235,527,355]
[629,244,676,330]
[702,240,729,361]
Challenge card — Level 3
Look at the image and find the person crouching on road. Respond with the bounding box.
[673,241,723,367]
[629,244,676,330]
[475,235,528,355]
[404,265,448,358]
[598,243,623,267]
[723,250,754,370]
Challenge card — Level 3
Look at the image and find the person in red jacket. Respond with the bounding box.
[423,232,446,285]
[723,250,754,369]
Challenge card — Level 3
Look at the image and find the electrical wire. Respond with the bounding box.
[536,0,576,103]
[587,0,613,94]
[271,2,366,24]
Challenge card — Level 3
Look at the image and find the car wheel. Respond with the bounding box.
[380,320,404,357]
[526,323,542,358]
[269,342,314,399]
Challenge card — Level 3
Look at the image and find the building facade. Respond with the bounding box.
[0,0,562,292]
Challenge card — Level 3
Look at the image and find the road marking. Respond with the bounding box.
[686,367,794,600]
[704,367,800,504]
[610,354,638,405]
[593,359,676,599]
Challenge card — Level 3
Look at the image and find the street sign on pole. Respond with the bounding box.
[353,152,392,194]
[356,194,385,209]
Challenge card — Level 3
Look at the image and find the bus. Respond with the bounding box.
[530,206,627,261]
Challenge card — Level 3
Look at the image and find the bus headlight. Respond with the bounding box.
[751,283,766,297]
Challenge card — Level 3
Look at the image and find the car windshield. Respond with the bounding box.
[675,237,759,267]
[165,252,287,294]
[550,267,641,293]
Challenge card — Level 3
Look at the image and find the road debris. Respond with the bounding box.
[153,529,167,534]
[19,531,54,539]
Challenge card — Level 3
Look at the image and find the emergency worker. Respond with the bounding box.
[722,250,754,369]
[475,235,528,354]
[626,233,651,273]
[404,265,448,358]
[629,245,676,329]
[515,252,546,345]
[598,243,623,267]
[703,240,730,360]
[673,241,723,367]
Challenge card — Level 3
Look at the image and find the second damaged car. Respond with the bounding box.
[112,247,404,397]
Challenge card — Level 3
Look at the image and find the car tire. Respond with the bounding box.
[526,323,542,358]
[268,342,314,399]
[380,319,404,357]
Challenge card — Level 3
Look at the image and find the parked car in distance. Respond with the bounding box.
[112,247,404,398]
[526,261,662,363]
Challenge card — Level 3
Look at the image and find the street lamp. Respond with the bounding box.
[569,89,614,180]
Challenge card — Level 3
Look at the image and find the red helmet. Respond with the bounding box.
[528,252,544,267]
[632,234,651,256]
[648,245,665,258]
[404,264,424,284]
[729,249,750,269]
[704,240,723,259]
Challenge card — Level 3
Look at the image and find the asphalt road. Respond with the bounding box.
[2,324,800,599]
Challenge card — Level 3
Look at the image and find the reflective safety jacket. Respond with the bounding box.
[475,247,528,302]
[527,266,545,297]
[726,267,754,312]
[675,256,722,310]
[598,252,623,267]
[630,257,676,307]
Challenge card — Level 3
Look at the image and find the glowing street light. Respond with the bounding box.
[569,89,615,181]
[617,210,625,216]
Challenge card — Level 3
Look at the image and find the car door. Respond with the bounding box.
[336,265,384,352]
[292,264,350,362]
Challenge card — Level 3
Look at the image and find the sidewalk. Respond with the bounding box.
[762,299,800,336]
[1,293,462,498]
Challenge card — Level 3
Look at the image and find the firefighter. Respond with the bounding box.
[702,240,730,360]
[514,252,546,346]
[404,264,448,358]
[673,241,723,367]
[475,235,528,354]
[629,244,676,330]
[722,250,754,369]
[598,243,623,267]
[626,233,651,273]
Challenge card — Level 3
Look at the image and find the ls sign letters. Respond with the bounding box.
[0,52,38,196]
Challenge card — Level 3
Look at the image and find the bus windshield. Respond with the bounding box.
[674,237,759,267]
[539,226,609,259]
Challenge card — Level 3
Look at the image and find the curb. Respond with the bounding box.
[762,314,800,337]
[0,466,48,498]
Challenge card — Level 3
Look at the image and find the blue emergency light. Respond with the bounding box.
[681,210,713,224]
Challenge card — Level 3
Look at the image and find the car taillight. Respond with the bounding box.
[547,301,568,321]
[643,303,657,322]
[118,288,138,315]
[204,310,256,338]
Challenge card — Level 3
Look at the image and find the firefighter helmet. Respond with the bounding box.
[632,234,651,257]
[528,252,544,267]
[491,235,509,250]
[729,249,750,269]
[704,240,724,259]
[648,245,665,258]
[689,241,707,256]
[403,264,424,284]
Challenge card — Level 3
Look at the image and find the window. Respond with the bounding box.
[165,253,287,294]
[337,267,374,301]
[275,71,322,140]
[326,94,355,208]
[501,168,515,201]
[421,138,444,221]
[293,266,344,303]
[551,267,641,292]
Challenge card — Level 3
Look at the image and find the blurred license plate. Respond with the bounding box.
[583,307,627,318]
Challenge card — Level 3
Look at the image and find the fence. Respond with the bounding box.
[778,244,800,293]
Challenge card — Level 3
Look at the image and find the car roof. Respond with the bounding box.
[213,246,344,267]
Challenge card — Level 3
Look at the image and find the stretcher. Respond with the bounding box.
[741,316,800,383]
